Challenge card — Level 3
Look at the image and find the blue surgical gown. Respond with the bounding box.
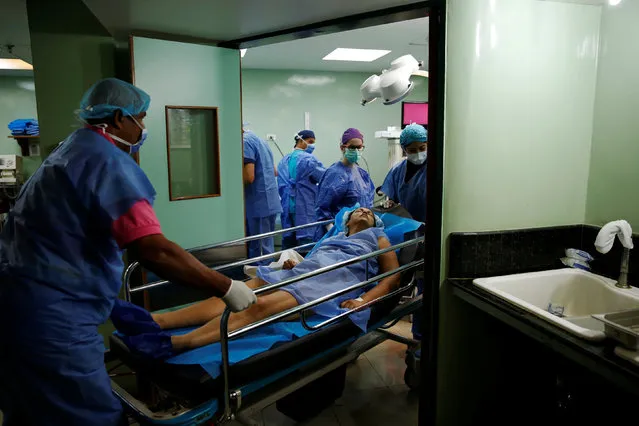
[243,131,282,259]
[257,227,387,331]
[0,128,156,425]
[380,159,427,222]
[316,162,375,221]
[277,149,325,242]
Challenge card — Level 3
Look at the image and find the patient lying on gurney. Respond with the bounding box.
[113,208,401,359]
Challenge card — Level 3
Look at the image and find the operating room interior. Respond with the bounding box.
[2,0,639,425]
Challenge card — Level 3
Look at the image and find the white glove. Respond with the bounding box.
[326,223,334,231]
[222,280,257,312]
[382,198,396,209]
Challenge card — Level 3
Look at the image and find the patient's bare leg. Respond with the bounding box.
[171,291,298,350]
[152,278,267,330]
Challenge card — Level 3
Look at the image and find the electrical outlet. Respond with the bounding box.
[266,134,277,141]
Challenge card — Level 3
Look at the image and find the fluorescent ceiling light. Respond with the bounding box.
[609,0,621,5]
[0,59,33,70]
[240,49,247,58]
[323,48,391,62]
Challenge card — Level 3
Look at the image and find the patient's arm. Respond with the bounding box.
[341,237,401,309]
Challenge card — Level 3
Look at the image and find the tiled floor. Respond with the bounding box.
[0,322,418,426]
[229,320,420,426]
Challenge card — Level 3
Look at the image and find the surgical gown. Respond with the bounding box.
[277,150,325,248]
[0,128,157,426]
[315,162,375,222]
[243,131,282,259]
[256,227,387,331]
[380,159,427,222]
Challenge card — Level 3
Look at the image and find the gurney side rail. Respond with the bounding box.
[123,242,317,301]
[192,219,333,249]
[218,236,424,422]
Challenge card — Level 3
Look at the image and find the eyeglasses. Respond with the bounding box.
[345,146,365,152]
[405,145,427,155]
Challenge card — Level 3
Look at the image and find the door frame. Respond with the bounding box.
[127,2,446,423]
[221,3,446,424]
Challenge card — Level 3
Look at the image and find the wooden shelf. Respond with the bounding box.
[8,135,40,139]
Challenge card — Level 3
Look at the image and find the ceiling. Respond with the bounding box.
[0,0,425,76]
[81,0,426,42]
[241,17,428,73]
[0,0,31,63]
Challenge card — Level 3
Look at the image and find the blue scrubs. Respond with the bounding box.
[0,128,156,425]
[381,159,427,339]
[315,162,375,222]
[277,149,325,249]
[380,159,427,223]
[243,131,282,259]
[257,227,387,332]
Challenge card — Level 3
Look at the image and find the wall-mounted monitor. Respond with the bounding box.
[401,101,428,129]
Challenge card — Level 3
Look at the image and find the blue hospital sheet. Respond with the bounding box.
[156,317,324,378]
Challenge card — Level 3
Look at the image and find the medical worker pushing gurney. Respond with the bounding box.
[0,78,256,426]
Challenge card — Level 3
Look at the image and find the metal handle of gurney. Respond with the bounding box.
[121,219,333,301]
[299,267,422,332]
[217,237,424,422]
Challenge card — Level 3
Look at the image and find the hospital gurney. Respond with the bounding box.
[109,208,424,425]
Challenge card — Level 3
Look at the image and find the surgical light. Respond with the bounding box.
[609,0,622,5]
[360,54,424,106]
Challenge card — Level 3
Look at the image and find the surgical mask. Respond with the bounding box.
[344,149,362,164]
[305,144,316,154]
[105,116,147,154]
[407,151,427,165]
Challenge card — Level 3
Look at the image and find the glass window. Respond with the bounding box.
[166,106,221,200]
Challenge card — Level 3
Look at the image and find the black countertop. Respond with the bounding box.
[450,277,639,398]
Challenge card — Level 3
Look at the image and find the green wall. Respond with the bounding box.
[132,37,244,249]
[27,0,115,156]
[0,75,41,177]
[241,69,428,190]
[437,1,601,424]
[585,0,639,229]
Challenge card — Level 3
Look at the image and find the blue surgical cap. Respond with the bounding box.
[79,78,151,120]
[400,123,428,148]
[296,130,315,141]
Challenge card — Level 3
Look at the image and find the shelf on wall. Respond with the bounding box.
[7,135,41,157]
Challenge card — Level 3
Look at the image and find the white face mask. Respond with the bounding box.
[407,151,427,165]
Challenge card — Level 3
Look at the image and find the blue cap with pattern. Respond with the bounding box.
[400,123,427,147]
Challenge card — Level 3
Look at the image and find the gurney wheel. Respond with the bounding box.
[404,365,420,390]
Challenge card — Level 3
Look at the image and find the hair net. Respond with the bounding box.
[295,130,315,141]
[343,209,384,234]
[79,78,151,120]
[399,123,428,148]
[341,128,364,145]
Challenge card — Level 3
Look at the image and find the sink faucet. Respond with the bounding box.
[595,220,634,289]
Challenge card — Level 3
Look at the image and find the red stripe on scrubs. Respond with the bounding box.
[87,125,116,145]
[112,199,162,248]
